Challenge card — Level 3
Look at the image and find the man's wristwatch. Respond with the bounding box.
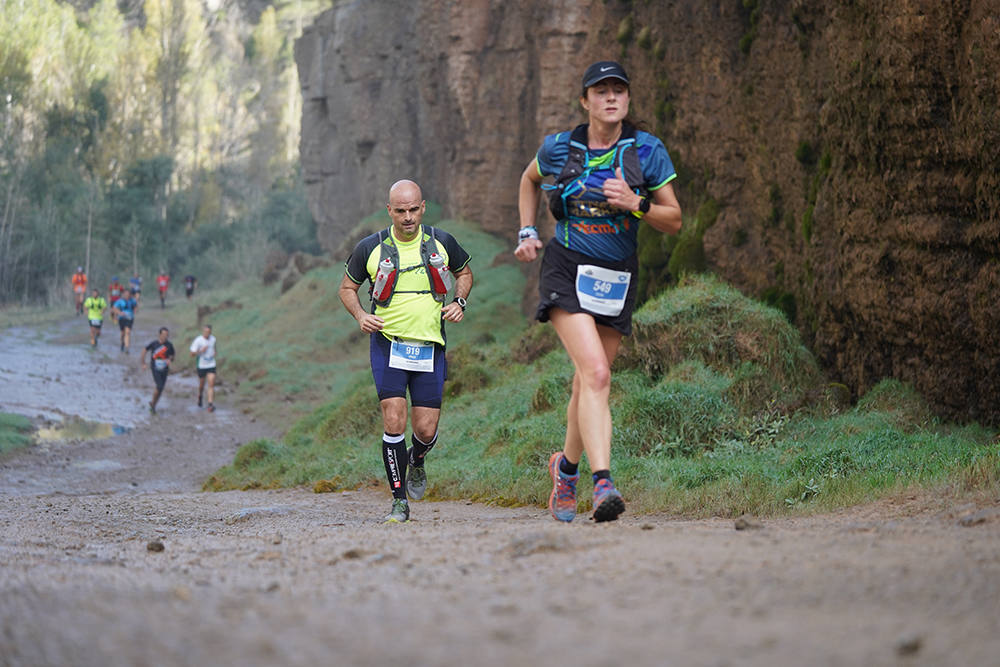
[453,296,467,311]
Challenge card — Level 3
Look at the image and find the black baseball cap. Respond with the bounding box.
[582,61,630,90]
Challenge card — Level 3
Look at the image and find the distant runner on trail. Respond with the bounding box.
[189,324,218,412]
[83,289,107,347]
[129,273,142,305]
[71,267,87,316]
[339,179,473,524]
[107,276,124,322]
[141,327,175,415]
[184,275,197,300]
[516,61,682,523]
[112,289,138,353]
[156,271,170,309]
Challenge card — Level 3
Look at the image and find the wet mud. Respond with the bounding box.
[1,316,999,666]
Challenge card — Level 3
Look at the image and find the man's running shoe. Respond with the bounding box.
[384,498,410,523]
[207,403,215,413]
[548,452,579,522]
[592,478,625,522]
[197,395,203,407]
[406,448,427,500]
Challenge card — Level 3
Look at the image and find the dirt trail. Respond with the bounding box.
[2,316,999,666]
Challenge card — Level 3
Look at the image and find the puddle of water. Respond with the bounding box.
[0,323,149,428]
[35,419,132,442]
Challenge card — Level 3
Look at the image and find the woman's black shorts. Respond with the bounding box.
[535,239,639,336]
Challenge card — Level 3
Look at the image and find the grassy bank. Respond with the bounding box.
[0,413,34,455]
[200,235,1000,516]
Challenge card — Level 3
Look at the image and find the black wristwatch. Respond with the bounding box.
[453,296,467,311]
[638,196,651,215]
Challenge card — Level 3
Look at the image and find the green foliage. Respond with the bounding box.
[795,141,818,166]
[0,0,327,305]
[739,0,761,54]
[636,25,653,51]
[617,15,635,46]
[0,413,33,455]
[802,205,814,242]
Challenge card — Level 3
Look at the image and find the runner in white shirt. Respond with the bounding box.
[189,324,218,412]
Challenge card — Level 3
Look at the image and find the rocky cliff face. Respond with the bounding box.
[296,0,1000,425]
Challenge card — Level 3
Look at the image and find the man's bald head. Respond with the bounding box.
[388,179,422,205]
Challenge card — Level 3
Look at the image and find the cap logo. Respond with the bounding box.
[600,66,614,72]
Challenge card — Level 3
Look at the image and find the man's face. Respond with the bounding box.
[203,327,211,339]
[159,330,169,343]
[387,189,425,242]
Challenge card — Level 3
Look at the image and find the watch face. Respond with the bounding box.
[455,297,467,308]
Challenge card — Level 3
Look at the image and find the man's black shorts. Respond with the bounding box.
[535,239,639,336]
[197,366,216,378]
[151,368,168,391]
[119,317,133,331]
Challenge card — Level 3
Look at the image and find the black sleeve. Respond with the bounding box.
[344,233,380,285]
[436,229,471,272]
[166,342,176,359]
[145,341,156,353]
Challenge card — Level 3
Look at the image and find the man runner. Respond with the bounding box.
[129,273,142,306]
[184,275,197,300]
[156,271,170,308]
[83,289,107,347]
[189,324,218,412]
[112,288,138,353]
[339,179,473,523]
[108,276,124,322]
[71,267,87,316]
[141,327,175,414]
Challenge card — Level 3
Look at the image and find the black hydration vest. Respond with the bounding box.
[370,226,447,309]
[546,122,648,222]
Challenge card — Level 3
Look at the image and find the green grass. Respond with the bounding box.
[0,303,68,331]
[203,256,1000,516]
[0,413,34,455]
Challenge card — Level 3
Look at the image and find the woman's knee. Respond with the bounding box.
[577,361,611,393]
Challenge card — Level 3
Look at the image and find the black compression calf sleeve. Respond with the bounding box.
[410,431,438,465]
[382,433,408,500]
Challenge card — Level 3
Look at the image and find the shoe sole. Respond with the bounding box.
[593,494,625,522]
[548,452,575,522]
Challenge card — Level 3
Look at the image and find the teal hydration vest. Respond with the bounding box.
[545,122,648,222]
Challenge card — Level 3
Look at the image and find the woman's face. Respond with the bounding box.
[581,79,630,125]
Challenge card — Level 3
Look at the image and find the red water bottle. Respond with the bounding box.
[427,253,453,294]
[372,258,396,302]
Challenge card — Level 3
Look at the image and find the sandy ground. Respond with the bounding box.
[1,316,999,666]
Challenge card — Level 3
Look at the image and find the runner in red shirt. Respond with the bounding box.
[71,267,87,316]
[156,272,170,309]
[108,276,124,322]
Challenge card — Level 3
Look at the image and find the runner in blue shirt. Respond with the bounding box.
[129,273,143,306]
[112,289,138,353]
[516,61,682,523]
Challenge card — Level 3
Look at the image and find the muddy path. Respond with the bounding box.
[2,316,999,666]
